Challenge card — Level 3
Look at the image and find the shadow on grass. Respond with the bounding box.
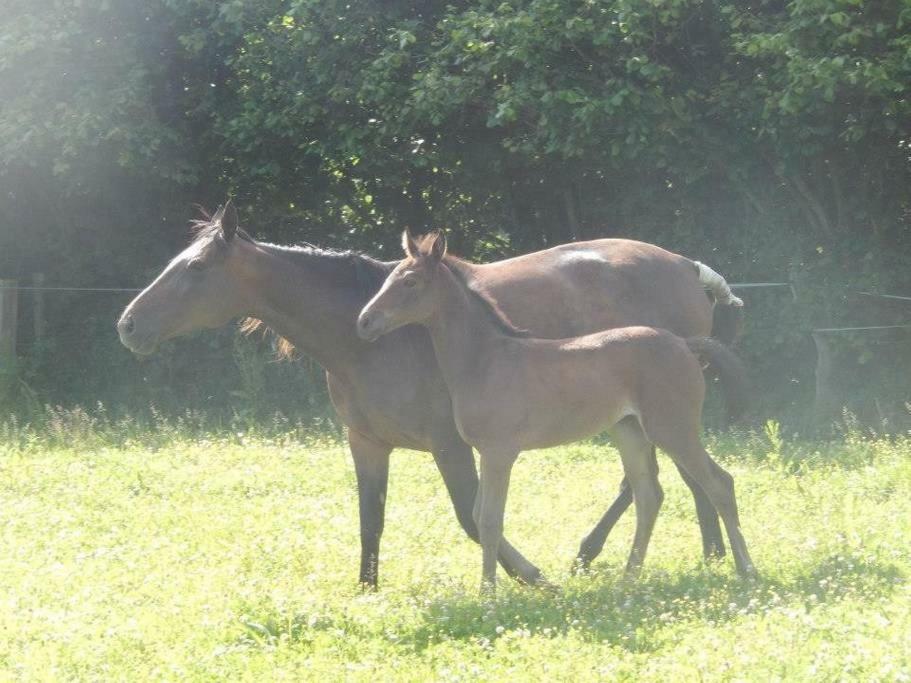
[230,549,904,655]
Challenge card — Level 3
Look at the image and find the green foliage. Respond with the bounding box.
[1,433,909,678]
[0,0,198,187]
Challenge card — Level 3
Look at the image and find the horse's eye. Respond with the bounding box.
[188,259,205,272]
[403,275,417,288]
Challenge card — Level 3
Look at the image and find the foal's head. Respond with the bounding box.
[117,202,251,355]
[356,230,447,341]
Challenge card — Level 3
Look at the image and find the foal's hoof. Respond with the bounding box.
[620,566,643,586]
[479,581,498,599]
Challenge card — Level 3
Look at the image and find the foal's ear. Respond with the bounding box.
[402,228,419,258]
[428,230,447,262]
[220,200,238,241]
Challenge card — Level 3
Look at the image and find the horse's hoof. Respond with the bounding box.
[703,547,727,562]
[571,557,593,576]
[739,566,760,583]
[533,576,561,594]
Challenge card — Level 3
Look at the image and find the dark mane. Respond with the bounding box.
[240,246,389,361]
[189,205,390,358]
[189,206,389,295]
[443,256,531,338]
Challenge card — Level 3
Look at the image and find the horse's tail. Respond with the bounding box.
[685,337,750,422]
[692,260,744,345]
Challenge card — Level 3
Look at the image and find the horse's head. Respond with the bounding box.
[117,202,250,355]
[357,229,447,341]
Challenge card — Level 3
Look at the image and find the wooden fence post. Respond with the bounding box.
[33,273,45,343]
[811,331,839,432]
[0,279,18,395]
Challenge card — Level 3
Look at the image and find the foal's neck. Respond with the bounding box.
[425,263,516,391]
[241,240,389,372]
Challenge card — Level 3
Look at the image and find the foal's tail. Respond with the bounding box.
[692,260,744,345]
[685,337,750,422]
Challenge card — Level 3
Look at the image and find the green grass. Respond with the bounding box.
[1,427,909,681]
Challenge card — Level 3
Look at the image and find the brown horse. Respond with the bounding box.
[117,202,744,587]
[357,230,756,592]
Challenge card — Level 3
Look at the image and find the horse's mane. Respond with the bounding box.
[442,255,531,338]
[191,206,389,359]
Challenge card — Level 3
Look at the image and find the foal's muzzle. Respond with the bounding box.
[356,310,384,342]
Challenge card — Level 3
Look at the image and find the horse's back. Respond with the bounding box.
[469,239,712,339]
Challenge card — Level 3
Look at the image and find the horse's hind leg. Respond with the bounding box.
[610,417,664,578]
[574,476,632,572]
[673,460,726,560]
[660,437,756,578]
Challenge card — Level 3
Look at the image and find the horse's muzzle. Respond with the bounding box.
[117,313,157,355]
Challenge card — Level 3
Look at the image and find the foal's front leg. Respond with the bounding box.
[474,449,519,594]
[432,437,545,585]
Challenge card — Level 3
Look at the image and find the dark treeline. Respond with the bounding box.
[1,0,909,431]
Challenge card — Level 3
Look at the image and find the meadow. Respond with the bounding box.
[1,417,909,681]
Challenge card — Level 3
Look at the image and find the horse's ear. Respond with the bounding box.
[428,230,447,262]
[402,228,419,258]
[221,200,238,241]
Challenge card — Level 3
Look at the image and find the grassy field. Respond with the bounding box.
[1,424,909,681]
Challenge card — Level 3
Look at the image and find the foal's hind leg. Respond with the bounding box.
[610,418,664,578]
[660,438,756,578]
[576,445,726,571]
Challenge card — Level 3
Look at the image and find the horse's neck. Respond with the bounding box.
[426,265,511,393]
[241,242,380,372]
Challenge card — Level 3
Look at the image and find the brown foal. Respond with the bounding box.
[358,231,756,593]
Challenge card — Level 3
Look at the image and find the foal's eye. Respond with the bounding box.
[188,259,205,272]
[403,274,417,288]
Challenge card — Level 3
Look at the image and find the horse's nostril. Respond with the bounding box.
[123,315,135,335]
[359,314,370,329]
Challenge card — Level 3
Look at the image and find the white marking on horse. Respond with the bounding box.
[558,251,609,266]
[694,261,743,307]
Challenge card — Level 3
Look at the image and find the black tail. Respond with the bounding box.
[685,337,750,422]
[711,300,745,346]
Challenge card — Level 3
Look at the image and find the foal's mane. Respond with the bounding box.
[442,255,531,338]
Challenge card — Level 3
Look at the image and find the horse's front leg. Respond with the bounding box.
[348,430,392,589]
[474,449,519,595]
